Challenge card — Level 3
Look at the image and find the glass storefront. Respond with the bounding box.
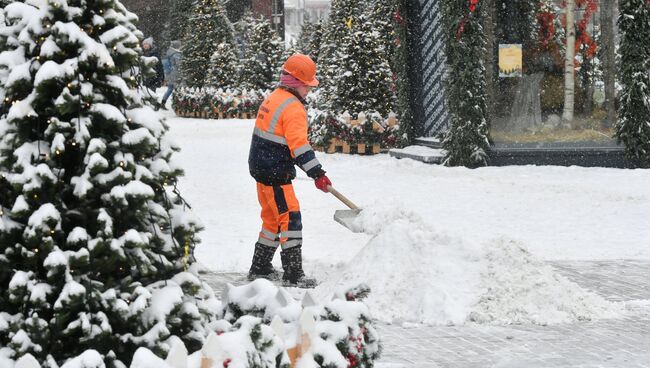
[487,0,618,147]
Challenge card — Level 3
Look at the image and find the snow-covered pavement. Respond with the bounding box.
[166,115,650,266]
[374,260,650,368]
[166,115,650,325]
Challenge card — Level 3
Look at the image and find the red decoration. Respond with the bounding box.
[394,10,405,27]
[223,358,232,368]
[456,19,466,40]
[457,0,480,39]
[347,353,359,368]
[575,0,599,59]
[469,0,478,12]
[538,11,556,48]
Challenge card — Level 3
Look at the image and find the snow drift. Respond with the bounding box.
[316,203,621,326]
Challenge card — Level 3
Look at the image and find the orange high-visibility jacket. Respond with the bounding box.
[248,88,324,186]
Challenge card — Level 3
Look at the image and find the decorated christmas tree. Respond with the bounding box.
[208,42,240,89]
[442,0,490,167]
[319,0,395,116]
[615,0,650,166]
[0,1,217,366]
[180,0,233,88]
[237,14,285,91]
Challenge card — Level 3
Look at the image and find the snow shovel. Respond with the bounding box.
[327,185,363,233]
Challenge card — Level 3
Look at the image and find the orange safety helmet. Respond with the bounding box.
[283,53,319,87]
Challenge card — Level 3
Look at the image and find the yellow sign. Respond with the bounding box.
[499,44,522,77]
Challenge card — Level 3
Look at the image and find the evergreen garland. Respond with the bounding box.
[442,0,490,167]
[615,0,650,166]
[180,0,233,88]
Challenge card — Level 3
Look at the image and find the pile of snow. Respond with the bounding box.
[316,203,621,326]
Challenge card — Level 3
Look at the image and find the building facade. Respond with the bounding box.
[252,0,286,39]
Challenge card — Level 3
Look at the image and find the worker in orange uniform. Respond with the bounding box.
[248,53,331,288]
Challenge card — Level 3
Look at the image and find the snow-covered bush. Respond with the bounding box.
[1,280,382,368]
[210,280,381,368]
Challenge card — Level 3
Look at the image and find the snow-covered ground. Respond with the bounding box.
[166,115,650,325]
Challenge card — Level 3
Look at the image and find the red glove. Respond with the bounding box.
[314,175,332,193]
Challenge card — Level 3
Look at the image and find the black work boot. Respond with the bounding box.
[281,246,317,288]
[248,243,279,281]
[280,250,290,275]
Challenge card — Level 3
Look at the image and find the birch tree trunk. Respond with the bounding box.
[563,0,576,122]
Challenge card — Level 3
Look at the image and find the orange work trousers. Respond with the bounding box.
[256,182,303,250]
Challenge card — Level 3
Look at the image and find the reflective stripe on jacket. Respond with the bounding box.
[248,88,324,186]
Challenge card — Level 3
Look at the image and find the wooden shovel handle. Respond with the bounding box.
[327,185,359,210]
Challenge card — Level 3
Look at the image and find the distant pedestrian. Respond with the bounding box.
[142,37,164,90]
[160,40,182,109]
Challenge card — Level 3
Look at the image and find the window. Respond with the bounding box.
[487,1,618,147]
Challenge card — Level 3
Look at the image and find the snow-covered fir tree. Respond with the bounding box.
[442,0,490,167]
[167,0,195,45]
[615,0,650,166]
[180,0,233,88]
[208,42,240,89]
[237,13,285,91]
[0,1,217,366]
[369,0,410,145]
[295,18,324,63]
[367,1,397,65]
[319,0,362,112]
[319,0,395,116]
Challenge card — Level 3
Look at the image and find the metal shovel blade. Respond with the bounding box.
[334,209,363,233]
